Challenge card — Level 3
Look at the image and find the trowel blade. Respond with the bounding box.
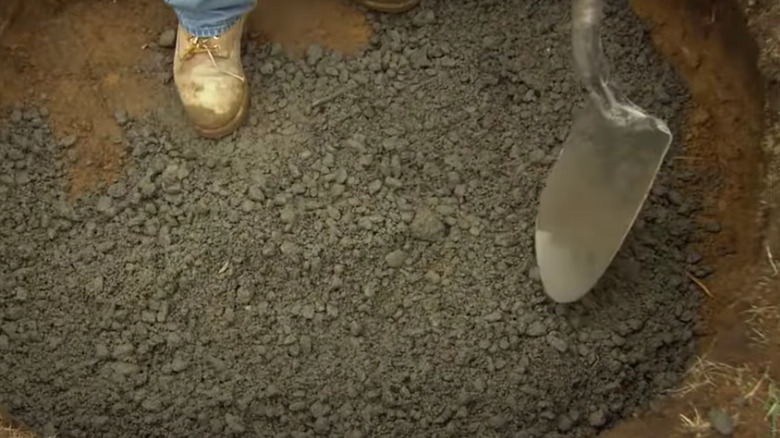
[535,101,672,303]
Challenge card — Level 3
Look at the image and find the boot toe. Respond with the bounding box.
[177,71,248,138]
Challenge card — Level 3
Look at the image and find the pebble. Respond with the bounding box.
[301,305,315,320]
[546,334,568,353]
[236,284,254,305]
[494,233,517,247]
[96,196,114,216]
[483,310,502,322]
[489,415,508,430]
[61,135,77,148]
[95,344,109,358]
[158,29,177,48]
[424,270,441,284]
[224,413,246,433]
[410,207,445,242]
[588,409,607,427]
[112,362,140,376]
[305,44,324,65]
[114,109,129,126]
[526,321,546,337]
[368,179,383,194]
[171,357,189,372]
[708,408,734,436]
[385,250,408,268]
[247,185,265,202]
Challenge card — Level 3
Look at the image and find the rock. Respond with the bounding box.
[385,250,408,268]
[171,357,189,372]
[546,334,568,353]
[305,44,324,65]
[96,196,115,217]
[368,179,382,194]
[588,409,607,427]
[489,415,507,430]
[424,270,441,284]
[61,135,77,148]
[236,284,254,305]
[224,413,246,433]
[483,310,502,322]
[114,109,129,126]
[708,409,734,436]
[248,185,265,202]
[112,362,140,376]
[301,305,315,320]
[410,48,431,69]
[410,207,445,242]
[158,29,177,48]
[313,416,330,434]
[526,321,546,337]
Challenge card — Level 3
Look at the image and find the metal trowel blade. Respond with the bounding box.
[534,101,672,303]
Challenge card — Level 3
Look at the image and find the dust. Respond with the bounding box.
[1,1,707,437]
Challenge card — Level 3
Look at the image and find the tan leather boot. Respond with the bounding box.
[354,0,420,13]
[173,17,249,139]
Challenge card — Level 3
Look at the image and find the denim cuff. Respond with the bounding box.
[177,14,240,38]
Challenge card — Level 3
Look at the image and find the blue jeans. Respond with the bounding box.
[165,0,256,37]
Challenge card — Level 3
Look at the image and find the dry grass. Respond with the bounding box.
[743,304,780,346]
[672,357,758,397]
[678,405,711,437]
[672,355,778,436]
[0,424,43,438]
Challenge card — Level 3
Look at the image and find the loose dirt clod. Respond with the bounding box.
[0,1,704,437]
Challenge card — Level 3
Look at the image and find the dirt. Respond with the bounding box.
[0,0,376,200]
[0,0,715,437]
[249,0,373,57]
[599,1,780,438]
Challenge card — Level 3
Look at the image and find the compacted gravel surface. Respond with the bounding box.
[0,1,708,437]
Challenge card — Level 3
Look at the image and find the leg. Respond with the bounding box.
[165,0,256,37]
[165,0,256,138]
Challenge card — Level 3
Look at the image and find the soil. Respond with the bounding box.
[0,0,709,437]
[601,1,780,438]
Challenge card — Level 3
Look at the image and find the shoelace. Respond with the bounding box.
[184,36,246,83]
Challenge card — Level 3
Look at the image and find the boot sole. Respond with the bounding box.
[193,82,250,139]
[357,0,420,13]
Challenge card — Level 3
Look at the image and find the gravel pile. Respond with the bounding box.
[0,1,709,437]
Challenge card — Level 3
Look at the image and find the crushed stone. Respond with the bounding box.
[0,1,708,437]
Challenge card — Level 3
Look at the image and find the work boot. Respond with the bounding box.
[173,17,249,139]
[353,0,420,13]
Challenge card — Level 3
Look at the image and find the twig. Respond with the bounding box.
[744,371,767,401]
[218,259,230,275]
[673,156,706,161]
[767,244,778,276]
[679,405,710,437]
[311,83,359,109]
[686,271,714,298]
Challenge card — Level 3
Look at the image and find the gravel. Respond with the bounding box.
[0,1,707,437]
[158,29,176,49]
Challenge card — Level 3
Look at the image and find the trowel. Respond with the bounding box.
[534,0,673,303]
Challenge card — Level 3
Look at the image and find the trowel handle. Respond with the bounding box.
[572,0,617,111]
